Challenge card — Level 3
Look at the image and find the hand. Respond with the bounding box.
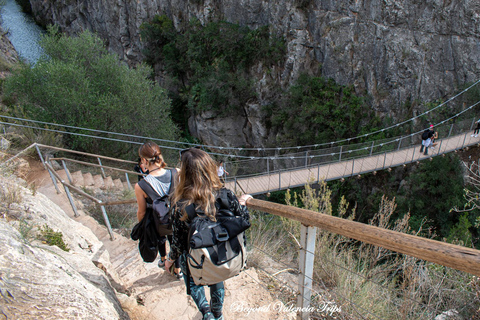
[238,194,253,206]
[164,258,174,274]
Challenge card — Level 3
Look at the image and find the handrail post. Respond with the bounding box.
[64,185,79,217]
[61,160,73,184]
[35,144,47,170]
[462,133,468,149]
[383,151,387,169]
[436,140,443,156]
[98,158,106,178]
[470,117,477,131]
[370,141,374,156]
[411,146,416,162]
[339,146,343,162]
[297,224,317,320]
[278,171,281,190]
[46,160,61,194]
[317,164,320,183]
[448,123,454,138]
[125,172,132,190]
[99,202,115,240]
[397,138,402,151]
[351,159,355,176]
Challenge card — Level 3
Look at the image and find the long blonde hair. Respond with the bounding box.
[172,148,223,221]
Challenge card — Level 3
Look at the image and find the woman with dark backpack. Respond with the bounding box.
[134,142,182,279]
[165,147,252,320]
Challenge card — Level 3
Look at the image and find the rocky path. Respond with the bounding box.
[27,159,292,320]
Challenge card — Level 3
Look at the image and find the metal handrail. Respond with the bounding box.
[36,143,137,164]
[50,157,143,176]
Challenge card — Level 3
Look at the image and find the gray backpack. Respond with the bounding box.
[185,189,250,285]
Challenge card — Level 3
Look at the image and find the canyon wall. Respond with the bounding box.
[27,0,480,147]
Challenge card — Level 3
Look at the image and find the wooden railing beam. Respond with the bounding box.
[246,198,480,277]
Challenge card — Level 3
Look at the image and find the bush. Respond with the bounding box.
[269,74,382,146]
[396,155,465,239]
[39,224,69,252]
[140,16,285,126]
[3,26,179,158]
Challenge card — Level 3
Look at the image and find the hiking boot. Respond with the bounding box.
[424,150,428,155]
[420,145,424,153]
[203,312,215,320]
[175,271,184,280]
[214,315,224,320]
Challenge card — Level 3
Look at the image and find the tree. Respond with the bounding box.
[3,26,178,158]
[396,155,465,239]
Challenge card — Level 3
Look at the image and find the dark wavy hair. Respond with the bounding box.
[138,142,167,169]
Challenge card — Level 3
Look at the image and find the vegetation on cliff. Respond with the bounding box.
[140,15,285,132]
[268,73,384,146]
[2,26,178,158]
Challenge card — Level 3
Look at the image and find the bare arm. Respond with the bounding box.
[134,183,147,222]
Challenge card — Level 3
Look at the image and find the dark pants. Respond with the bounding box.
[180,254,224,318]
[158,235,180,268]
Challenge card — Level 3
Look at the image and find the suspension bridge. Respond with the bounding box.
[225,125,480,195]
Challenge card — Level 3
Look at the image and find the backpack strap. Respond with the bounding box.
[138,169,176,201]
[216,188,230,209]
[185,203,197,222]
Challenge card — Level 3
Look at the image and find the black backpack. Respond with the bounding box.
[184,188,250,286]
[139,169,177,237]
[421,129,430,140]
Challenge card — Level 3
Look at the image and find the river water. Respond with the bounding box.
[0,0,44,64]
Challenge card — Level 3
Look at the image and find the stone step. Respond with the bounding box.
[113,178,124,190]
[123,181,133,191]
[71,170,84,187]
[93,174,105,190]
[83,172,95,187]
[103,176,115,189]
[56,169,68,182]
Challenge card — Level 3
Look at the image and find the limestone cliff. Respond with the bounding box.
[27,0,480,147]
[0,174,130,319]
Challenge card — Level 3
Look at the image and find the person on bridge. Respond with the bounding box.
[134,142,182,278]
[165,147,252,320]
[472,119,480,138]
[420,124,435,155]
[217,161,229,184]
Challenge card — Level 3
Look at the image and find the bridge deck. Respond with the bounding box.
[225,132,478,195]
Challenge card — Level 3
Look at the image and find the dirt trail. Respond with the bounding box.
[25,158,292,320]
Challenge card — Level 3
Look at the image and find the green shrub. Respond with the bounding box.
[396,155,465,238]
[39,224,69,252]
[140,16,286,127]
[269,73,382,146]
[3,26,179,158]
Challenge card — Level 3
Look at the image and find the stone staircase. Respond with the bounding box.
[56,169,133,193]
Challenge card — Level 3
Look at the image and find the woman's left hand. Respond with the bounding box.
[238,194,253,206]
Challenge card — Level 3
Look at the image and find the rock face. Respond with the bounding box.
[27,0,480,147]
[0,176,129,319]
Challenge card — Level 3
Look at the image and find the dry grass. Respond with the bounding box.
[247,180,480,319]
